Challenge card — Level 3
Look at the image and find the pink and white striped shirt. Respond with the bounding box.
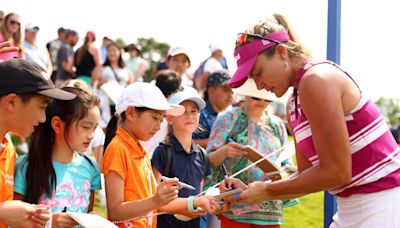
[288,60,400,197]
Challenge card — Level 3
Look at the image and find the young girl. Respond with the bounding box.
[14,87,102,227]
[102,82,222,228]
[151,89,208,228]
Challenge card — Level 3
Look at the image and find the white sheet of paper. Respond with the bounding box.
[67,212,118,228]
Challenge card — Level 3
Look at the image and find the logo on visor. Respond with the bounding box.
[234,53,241,61]
[261,40,271,46]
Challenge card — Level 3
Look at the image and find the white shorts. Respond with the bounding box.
[330,186,400,228]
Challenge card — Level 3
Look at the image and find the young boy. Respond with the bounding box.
[0,59,75,228]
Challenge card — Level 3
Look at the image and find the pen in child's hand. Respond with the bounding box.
[161,176,196,191]
[221,164,232,190]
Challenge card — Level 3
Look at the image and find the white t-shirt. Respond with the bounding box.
[203,57,223,74]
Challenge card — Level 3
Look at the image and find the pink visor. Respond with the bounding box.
[228,32,290,88]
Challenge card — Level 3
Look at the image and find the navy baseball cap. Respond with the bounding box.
[206,70,231,88]
[0,59,76,100]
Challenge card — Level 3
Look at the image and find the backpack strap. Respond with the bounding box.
[164,144,173,177]
[198,145,209,175]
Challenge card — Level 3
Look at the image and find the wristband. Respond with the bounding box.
[187,196,198,213]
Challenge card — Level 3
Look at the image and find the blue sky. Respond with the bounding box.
[3,0,399,99]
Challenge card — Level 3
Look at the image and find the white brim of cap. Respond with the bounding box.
[147,103,185,116]
[38,89,76,100]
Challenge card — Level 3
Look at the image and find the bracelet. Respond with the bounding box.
[187,196,198,213]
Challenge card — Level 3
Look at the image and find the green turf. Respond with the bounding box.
[283,192,323,228]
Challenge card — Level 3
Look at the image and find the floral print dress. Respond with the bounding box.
[206,106,297,225]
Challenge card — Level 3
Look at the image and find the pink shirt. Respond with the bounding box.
[0,33,20,60]
[288,60,400,197]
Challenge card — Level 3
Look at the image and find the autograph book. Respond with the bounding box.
[242,146,281,174]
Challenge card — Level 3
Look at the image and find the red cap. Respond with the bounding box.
[86,31,96,41]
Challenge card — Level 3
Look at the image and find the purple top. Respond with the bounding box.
[288,60,400,197]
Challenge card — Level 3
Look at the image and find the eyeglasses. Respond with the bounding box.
[236,33,282,47]
[9,20,21,26]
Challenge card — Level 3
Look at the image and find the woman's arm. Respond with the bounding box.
[88,190,95,212]
[265,70,354,198]
[91,65,102,87]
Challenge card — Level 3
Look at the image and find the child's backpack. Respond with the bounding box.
[160,142,209,177]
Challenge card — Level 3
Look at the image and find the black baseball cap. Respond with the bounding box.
[0,59,76,100]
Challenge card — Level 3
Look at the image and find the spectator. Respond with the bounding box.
[0,12,23,60]
[194,43,225,92]
[92,42,134,129]
[207,78,297,227]
[100,36,112,62]
[193,71,233,148]
[46,27,66,82]
[23,23,53,79]
[55,29,79,87]
[166,46,196,90]
[74,31,102,86]
[124,43,149,82]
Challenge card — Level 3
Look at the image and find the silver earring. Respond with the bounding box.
[283,61,288,69]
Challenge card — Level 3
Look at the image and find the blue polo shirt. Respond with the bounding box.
[192,100,218,140]
[151,135,210,228]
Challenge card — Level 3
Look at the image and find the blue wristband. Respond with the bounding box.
[187,196,198,213]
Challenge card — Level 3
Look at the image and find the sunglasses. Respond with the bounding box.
[9,20,21,26]
[236,33,282,47]
[251,96,271,102]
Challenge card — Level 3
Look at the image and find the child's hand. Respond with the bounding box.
[153,177,181,207]
[194,195,223,215]
[52,212,78,228]
[28,205,51,227]
[0,200,37,227]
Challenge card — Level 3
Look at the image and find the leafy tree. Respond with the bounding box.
[375,97,400,125]
[113,37,170,82]
[114,38,127,50]
[136,37,170,82]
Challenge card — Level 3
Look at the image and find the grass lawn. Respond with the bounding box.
[283,192,323,228]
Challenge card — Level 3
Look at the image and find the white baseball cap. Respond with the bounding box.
[115,82,185,116]
[167,46,191,64]
[25,23,40,32]
[233,78,277,102]
[168,90,206,110]
[209,43,222,53]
